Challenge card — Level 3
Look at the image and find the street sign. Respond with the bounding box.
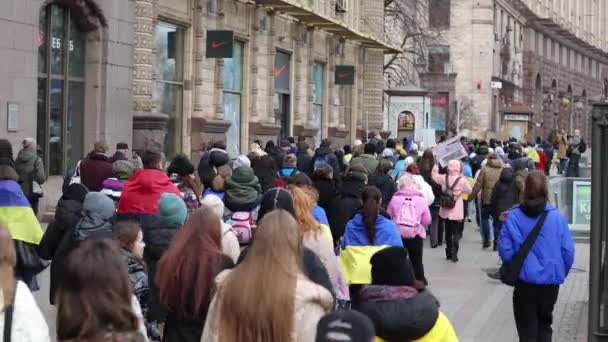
[206,30,234,58]
[491,81,503,89]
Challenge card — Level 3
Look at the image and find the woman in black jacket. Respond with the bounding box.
[418,149,444,248]
[37,183,88,304]
[327,164,368,244]
[491,167,517,251]
[368,159,397,209]
[312,164,337,214]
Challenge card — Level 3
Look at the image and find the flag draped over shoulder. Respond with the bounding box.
[0,180,43,245]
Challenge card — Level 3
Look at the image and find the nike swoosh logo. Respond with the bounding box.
[337,73,349,78]
[211,41,226,49]
[274,65,287,78]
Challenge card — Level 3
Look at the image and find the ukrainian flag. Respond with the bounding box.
[340,213,403,285]
[0,180,43,245]
[375,312,459,342]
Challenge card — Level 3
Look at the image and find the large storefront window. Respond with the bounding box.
[155,22,184,159]
[312,63,324,144]
[274,51,291,139]
[37,5,86,175]
[223,41,244,157]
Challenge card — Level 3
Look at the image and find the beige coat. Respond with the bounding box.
[470,158,504,206]
[201,271,333,342]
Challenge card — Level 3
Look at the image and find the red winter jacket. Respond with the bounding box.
[536,150,547,173]
[117,169,181,214]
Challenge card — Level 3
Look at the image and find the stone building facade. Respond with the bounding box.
[417,0,608,141]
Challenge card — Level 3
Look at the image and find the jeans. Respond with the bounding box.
[445,219,463,259]
[402,237,427,284]
[558,159,568,174]
[566,154,580,177]
[429,206,442,247]
[481,205,493,244]
[513,282,559,342]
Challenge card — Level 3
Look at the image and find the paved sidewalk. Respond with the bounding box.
[425,222,589,342]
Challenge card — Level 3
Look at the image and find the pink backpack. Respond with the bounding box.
[395,198,420,237]
[231,212,253,245]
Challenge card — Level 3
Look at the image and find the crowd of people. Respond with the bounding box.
[0,131,579,341]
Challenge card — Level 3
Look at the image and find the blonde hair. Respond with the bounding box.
[212,210,301,341]
[397,173,416,191]
[288,185,321,237]
[0,223,16,308]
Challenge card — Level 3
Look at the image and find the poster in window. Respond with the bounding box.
[335,65,355,85]
[398,111,415,131]
[206,30,234,58]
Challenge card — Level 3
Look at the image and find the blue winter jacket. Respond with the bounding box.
[499,203,575,285]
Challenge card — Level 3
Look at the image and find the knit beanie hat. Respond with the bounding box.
[167,154,194,176]
[370,247,416,286]
[157,193,187,226]
[201,194,225,220]
[315,310,375,342]
[113,160,135,180]
[233,155,251,170]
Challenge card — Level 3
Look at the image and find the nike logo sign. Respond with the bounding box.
[211,41,226,49]
[274,65,287,78]
[337,73,349,78]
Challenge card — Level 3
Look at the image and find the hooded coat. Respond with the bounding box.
[80,152,113,192]
[37,183,88,304]
[327,174,366,243]
[368,174,398,208]
[223,166,262,212]
[249,154,278,193]
[313,145,342,184]
[511,161,529,204]
[15,148,46,196]
[296,149,314,175]
[350,154,380,176]
[470,146,489,176]
[491,168,517,218]
[312,177,337,214]
[499,201,575,285]
[431,162,472,221]
[470,158,504,206]
[387,189,432,239]
[74,192,116,241]
[117,168,181,214]
[121,248,149,321]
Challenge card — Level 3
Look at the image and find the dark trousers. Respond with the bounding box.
[444,219,463,259]
[402,237,427,285]
[566,154,580,177]
[429,206,442,247]
[492,215,502,243]
[481,205,493,244]
[27,195,39,216]
[513,282,559,342]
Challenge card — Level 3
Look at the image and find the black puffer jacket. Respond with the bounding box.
[358,285,440,341]
[38,184,88,304]
[297,150,313,176]
[312,177,337,214]
[313,146,342,184]
[250,154,278,193]
[368,175,397,208]
[491,167,517,218]
[328,175,365,243]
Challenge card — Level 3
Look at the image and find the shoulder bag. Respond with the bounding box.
[499,211,549,286]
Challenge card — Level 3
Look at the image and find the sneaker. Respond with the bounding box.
[482,241,491,249]
[451,255,459,263]
[487,270,501,280]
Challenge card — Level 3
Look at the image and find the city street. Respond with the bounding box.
[32,222,589,341]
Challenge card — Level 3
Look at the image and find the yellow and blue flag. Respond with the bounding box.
[0,180,43,245]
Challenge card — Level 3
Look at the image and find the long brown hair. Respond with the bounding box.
[362,186,382,244]
[524,170,549,201]
[288,185,321,237]
[56,239,139,340]
[212,210,302,341]
[156,206,228,318]
[0,222,15,309]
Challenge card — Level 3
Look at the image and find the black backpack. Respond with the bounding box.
[439,175,462,209]
[578,139,587,153]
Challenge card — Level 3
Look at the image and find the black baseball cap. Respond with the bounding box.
[316,310,375,342]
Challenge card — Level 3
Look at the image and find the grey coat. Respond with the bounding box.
[74,192,116,241]
[15,149,46,195]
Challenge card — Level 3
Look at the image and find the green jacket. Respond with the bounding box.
[15,149,46,195]
[224,166,261,205]
[350,154,379,176]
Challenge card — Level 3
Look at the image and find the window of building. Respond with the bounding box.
[582,56,587,74]
[312,63,324,144]
[37,5,86,175]
[155,22,184,159]
[589,59,593,76]
[567,48,571,68]
[223,41,244,157]
[597,62,601,79]
[429,0,450,28]
[274,51,291,139]
[428,45,450,73]
[544,37,550,58]
[339,86,352,135]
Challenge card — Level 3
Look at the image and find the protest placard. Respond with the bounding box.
[434,136,468,167]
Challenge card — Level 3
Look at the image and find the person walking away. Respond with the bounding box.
[276,153,300,187]
[157,207,234,342]
[288,185,341,292]
[470,142,489,176]
[340,186,403,304]
[328,164,368,244]
[37,183,88,304]
[117,150,181,223]
[566,129,584,177]
[0,139,15,167]
[248,143,278,193]
[470,154,504,249]
[167,154,200,215]
[80,140,113,192]
[432,160,472,262]
[111,142,143,168]
[312,164,337,214]
[405,164,435,206]
[419,149,444,248]
[368,159,398,209]
[350,143,380,176]
[198,144,230,192]
[343,145,353,166]
[0,165,46,290]
[512,159,529,204]
[316,310,376,342]
[201,164,231,200]
[15,138,46,215]
[144,193,188,331]
[535,146,547,174]
[296,141,314,175]
[312,139,342,185]
[114,221,161,341]
[541,141,555,176]
[101,160,136,204]
[223,165,262,221]
[499,171,575,342]
[388,174,431,284]
[556,128,568,174]
[56,239,147,341]
[358,247,458,342]
[201,210,333,342]
[0,222,51,341]
[490,167,517,251]
[201,195,241,263]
